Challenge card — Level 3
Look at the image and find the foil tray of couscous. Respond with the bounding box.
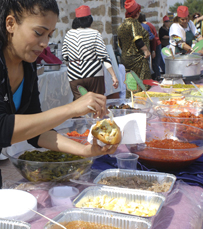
[0,218,31,229]
[44,208,152,229]
[93,169,176,195]
[72,186,165,218]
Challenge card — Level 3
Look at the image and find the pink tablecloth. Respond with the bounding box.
[27,181,203,229]
[18,146,202,229]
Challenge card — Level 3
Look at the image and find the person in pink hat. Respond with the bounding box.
[117,0,151,95]
[62,5,119,101]
[159,15,170,48]
[169,6,202,55]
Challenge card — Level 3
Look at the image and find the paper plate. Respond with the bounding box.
[161,47,172,56]
[0,189,37,222]
[193,39,203,52]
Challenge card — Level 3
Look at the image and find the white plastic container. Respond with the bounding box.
[49,186,79,207]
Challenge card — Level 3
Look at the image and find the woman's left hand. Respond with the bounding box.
[83,137,119,157]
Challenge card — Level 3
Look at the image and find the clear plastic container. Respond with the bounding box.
[115,153,139,170]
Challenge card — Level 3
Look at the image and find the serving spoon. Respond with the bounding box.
[29,208,66,229]
[190,81,203,96]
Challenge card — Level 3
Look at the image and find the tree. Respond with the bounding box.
[169,0,203,16]
[169,2,183,14]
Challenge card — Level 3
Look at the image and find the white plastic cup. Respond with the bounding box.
[116,152,139,170]
[48,186,79,207]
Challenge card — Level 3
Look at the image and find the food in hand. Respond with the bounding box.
[91,119,121,145]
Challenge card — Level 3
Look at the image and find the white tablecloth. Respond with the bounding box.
[38,63,124,111]
[38,66,73,111]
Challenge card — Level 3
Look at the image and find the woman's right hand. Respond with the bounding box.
[143,49,151,59]
[151,51,156,59]
[141,45,151,59]
[70,92,107,118]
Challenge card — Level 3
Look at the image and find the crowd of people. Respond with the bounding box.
[117,0,203,89]
[1,0,203,185]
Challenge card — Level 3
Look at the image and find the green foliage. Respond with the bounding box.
[169,2,183,13]
[169,0,203,16]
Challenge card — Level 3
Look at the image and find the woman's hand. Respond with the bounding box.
[112,75,119,89]
[141,45,151,59]
[82,137,119,157]
[197,36,203,42]
[183,43,193,52]
[197,49,203,55]
[70,92,107,118]
[107,66,119,89]
[151,50,156,59]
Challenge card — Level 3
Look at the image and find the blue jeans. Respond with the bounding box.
[152,44,165,79]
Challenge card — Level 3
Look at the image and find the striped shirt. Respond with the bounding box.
[62,28,112,81]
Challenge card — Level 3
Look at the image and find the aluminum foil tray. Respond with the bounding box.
[93,169,176,194]
[0,218,31,229]
[44,208,151,229]
[73,186,165,218]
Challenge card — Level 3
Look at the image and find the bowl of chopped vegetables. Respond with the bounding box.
[4,148,96,183]
[4,146,96,182]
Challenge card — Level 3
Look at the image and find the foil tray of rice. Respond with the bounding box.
[93,169,176,195]
[0,218,31,229]
[44,208,152,229]
[73,186,165,218]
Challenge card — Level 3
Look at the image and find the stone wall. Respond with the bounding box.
[51,0,168,48]
[51,0,113,45]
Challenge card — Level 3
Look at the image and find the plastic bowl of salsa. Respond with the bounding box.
[126,122,203,171]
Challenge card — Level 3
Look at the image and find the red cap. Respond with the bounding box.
[177,6,189,18]
[163,15,170,22]
[125,0,140,13]
[75,5,91,18]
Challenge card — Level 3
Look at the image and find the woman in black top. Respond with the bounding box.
[159,15,170,48]
[0,0,118,186]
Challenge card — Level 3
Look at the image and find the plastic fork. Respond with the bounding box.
[87,105,114,122]
[107,109,114,122]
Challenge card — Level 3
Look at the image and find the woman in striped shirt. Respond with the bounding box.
[62,5,118,100]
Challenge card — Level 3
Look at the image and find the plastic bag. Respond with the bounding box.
[151,180,203,229]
